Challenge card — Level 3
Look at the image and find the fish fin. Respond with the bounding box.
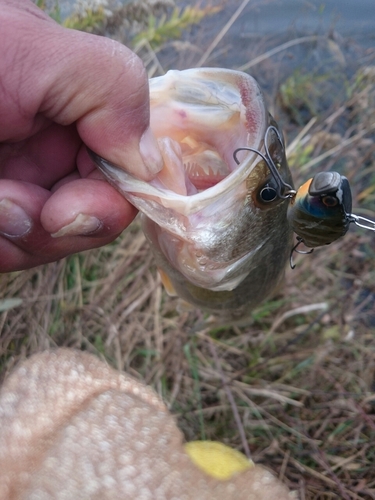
[158,268,177,296]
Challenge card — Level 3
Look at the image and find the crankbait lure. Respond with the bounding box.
[233,130,375,269]
[287,171,352,248]
[288,171,375,267]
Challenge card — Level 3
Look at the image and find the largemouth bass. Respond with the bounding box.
[90,68,294,316]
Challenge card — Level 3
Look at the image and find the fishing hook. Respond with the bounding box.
[233,125,296,200]
[290,237,314,270]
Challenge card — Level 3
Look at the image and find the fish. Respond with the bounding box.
[89,68,294,316]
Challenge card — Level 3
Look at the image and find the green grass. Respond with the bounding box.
[133,5,221,50]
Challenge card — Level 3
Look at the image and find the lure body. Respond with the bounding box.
[287,171,352,248]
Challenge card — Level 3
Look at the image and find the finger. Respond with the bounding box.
[1,1,163,180]
[0,179,137,272]
[41,178,137,236]
[0,123,81,188]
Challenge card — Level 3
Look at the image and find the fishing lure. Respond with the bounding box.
[233,128,375,269]
[288,171,375,267]
[287,171,352,248]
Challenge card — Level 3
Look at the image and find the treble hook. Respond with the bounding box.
[233,125,296,200]
[290,237,314,269]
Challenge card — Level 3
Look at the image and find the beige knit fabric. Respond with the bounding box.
[0,349,296,499]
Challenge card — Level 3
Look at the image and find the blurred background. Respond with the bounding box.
[1,1,375,497]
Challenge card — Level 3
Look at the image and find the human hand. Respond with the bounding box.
[0,0,163,272]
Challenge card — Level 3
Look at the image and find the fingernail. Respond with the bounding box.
[0,199,32,237]
[139,127,164,177]
[51,214,102,238]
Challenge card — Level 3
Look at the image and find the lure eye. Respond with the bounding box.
[259,185,277,202]
[322,195,338,207]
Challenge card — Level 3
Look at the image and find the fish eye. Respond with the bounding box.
[259,185,277,202]
[252,171,283,209]
[322,195,338,207]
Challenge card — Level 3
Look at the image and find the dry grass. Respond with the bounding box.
[2,1,375,498]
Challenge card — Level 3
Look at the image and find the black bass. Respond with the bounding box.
[90,68,294,316]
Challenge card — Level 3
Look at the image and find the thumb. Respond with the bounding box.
[1,0,163,180]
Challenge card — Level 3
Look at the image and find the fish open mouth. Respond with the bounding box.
[147,68,267,197]
[155,135,229,195]
[180,137,228,190]
[89,68,269,218]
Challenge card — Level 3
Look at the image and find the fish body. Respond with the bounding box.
[90,68,294,315]
[287,171,352,248]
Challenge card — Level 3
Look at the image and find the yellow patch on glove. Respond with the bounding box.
[184,441,253,480]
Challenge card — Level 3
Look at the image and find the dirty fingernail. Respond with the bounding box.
[51,214,102,238]
[0,199,32,237]
[139,126,164,177]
